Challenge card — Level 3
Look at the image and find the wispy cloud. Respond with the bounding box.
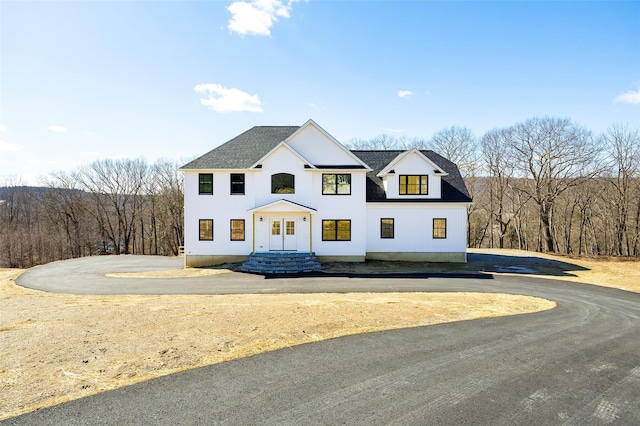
[194,83,264,113]
[613,88,640,104]
[228,0,299,36]
[48,125,68,133]
[0,140,21,153]
[0,124,6,132]
[398,90,413,98]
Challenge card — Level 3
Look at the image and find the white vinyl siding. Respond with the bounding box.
[366,204,467,253]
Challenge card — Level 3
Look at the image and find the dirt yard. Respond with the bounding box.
[1,249,638,420]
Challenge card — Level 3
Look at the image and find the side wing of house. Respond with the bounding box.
[353,149,472,262]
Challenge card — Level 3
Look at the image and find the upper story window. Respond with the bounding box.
[199,173,213,195]
[272,173,295,194]
[322,174,351,195]
[399,175,428,195]
[230,173,245,195]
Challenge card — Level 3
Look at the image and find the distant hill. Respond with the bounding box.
[0,186,48,201]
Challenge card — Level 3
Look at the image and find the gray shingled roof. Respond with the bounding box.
[351,150,472,203]
[180,126,300,170]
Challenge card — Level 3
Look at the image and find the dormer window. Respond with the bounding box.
[399,175,428,195]
[271,173,295,194]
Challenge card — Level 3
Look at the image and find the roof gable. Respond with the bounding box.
[248,199,317,213]
[250,142,315,169]
[377,148,448,177]
[285,120,371,169]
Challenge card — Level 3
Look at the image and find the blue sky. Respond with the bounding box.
[1,0,639,184]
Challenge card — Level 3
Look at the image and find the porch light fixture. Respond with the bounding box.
[303,217,307,222]
[259,217,263,222]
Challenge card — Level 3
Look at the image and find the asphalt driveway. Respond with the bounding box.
[7,255,640,425]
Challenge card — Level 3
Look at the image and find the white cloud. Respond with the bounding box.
[48,125,68,133]
[0,140,21,153]
[613,88,640,104]
[227,0,298,36]
[381,128,404,134]
[398,90,414,98]
[194,83,264,113]
[0,124,6,132]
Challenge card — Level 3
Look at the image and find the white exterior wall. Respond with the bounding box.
[309,170,367,257]
[384,153,443,199]
[183,166,368,258]
[366,203,468,253]
[254,146,313,207]
[183,170,256,256]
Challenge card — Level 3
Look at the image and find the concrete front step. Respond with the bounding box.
[238,252,323,274]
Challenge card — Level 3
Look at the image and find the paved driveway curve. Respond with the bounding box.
[6,256,640,425]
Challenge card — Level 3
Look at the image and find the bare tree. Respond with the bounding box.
[76,158,149,255]
[601,124,640,256]
[481,128,520,248]
[42,172,91,258]
[504,117,601,253]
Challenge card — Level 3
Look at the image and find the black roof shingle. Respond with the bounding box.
[351,150,472,203]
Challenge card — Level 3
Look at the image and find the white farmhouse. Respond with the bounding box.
[180,120,472,268]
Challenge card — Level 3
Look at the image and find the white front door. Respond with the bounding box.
[269,218,297,251]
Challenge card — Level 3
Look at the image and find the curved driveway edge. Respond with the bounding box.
[15,255,497,295]
[5,267,640,425]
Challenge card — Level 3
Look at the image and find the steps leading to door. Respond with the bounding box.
[238,252,323,274]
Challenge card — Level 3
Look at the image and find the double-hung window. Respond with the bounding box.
[199,173,213,195]
[380,218,394,239]
[322,220,351,241]
[322,174,351,195]
[433,218,447,239]
[199,219,213,240]
[230,219,245,241]
[399,175,428,195]
[230,174,245,195]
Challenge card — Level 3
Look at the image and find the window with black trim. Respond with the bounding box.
[433,218,447,239]
[322,174,351,195]
[230,174,245,194]
[380,218,394,239]
[230,219,245,241]
[322,220,351,241]
[271,173,295,194]
[399,175,428,195]
[199,219,213,240]
[199,173,213,195]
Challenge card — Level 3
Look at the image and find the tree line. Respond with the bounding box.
[1,116,638,268]
[349,117,640,257]
[0,159,184,268]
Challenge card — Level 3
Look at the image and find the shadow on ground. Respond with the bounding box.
[252,252,590,279]
[468,253,589,277]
